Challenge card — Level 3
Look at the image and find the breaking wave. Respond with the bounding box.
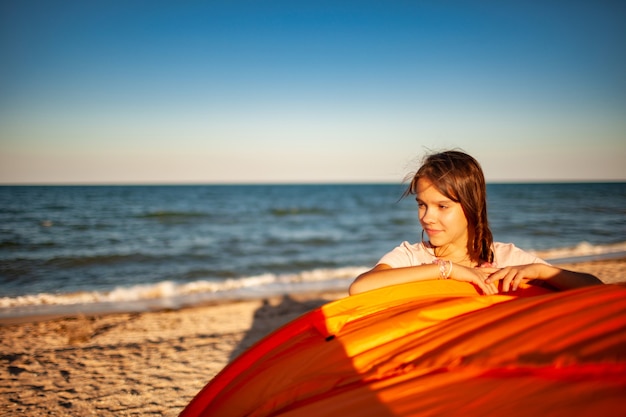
[0,266,367,310]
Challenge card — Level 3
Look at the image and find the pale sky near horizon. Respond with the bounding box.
[1,1,625,184]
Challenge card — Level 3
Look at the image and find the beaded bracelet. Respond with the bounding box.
[433,259,453,280]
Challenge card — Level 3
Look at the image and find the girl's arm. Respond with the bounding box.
[349,262,499,295]
[484,264,603,292]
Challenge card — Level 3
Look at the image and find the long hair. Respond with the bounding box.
[403,150,494,263]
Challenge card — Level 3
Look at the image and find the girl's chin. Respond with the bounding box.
[426,235,447,247]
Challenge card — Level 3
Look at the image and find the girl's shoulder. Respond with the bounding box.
[393,241,434,258]
[492,242,548,266]
[377,241,435,268]
[492,241,519,253]
[400,240,432,251]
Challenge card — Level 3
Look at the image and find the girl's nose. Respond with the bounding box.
[420,207,434,224]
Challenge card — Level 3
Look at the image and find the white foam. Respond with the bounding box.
[533,241,626,261]
[0,266,367,309]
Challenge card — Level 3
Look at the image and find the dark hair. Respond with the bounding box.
[403,150,494,263]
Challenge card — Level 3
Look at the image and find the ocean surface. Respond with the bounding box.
[1,183,625,320]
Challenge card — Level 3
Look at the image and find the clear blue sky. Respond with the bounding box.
[1,0,625,184]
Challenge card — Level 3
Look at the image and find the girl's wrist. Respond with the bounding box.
[433,259,453,279]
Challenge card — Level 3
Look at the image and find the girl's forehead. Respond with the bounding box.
[415,178,447,199]
[415,178,448,199]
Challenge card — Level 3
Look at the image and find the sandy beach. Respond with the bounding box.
[1,258,625,416]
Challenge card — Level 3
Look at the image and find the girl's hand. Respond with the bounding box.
[483,264,543,292]
[451,264,499,295]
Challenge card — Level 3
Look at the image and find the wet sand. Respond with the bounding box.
[1,258,625,416]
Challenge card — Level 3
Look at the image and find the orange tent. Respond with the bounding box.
[180,281,626,416]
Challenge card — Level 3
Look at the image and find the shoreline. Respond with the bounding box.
[3,247,626,325]
[1,257,625,416]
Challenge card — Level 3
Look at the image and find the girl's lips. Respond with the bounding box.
[424,228,442,236]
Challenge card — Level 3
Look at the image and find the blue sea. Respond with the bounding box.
[1,183,625,320]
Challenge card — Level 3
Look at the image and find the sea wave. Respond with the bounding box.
[0,266,367,309]
[270,207,331,217]
[138,210,210,219]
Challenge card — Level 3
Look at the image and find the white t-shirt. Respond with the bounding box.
[377,241,549,269]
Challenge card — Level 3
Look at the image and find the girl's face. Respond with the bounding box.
[416,178,469,255]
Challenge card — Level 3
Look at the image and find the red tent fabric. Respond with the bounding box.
[180,281,626,416]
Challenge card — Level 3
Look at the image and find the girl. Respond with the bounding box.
[349,150,602,295]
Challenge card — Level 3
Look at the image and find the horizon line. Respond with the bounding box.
[1,179,625,186]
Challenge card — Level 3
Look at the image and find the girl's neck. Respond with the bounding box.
[429,242,477,267]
